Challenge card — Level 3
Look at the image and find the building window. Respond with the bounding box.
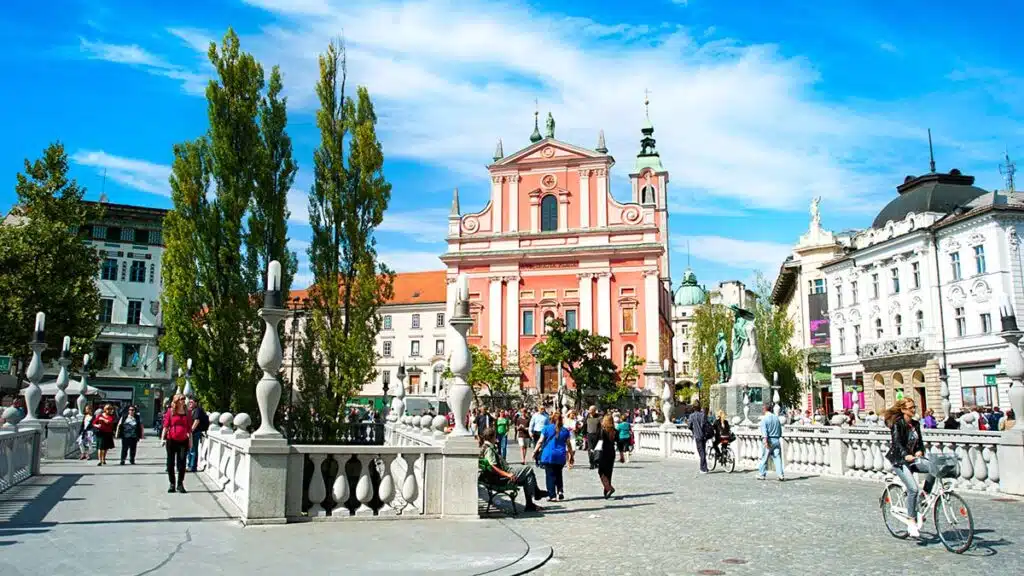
[894,314,902,336]
[565,309,577,330]
[435,339,445,356]
[99,298,113,323]
[681,342,689,355]
[915,310,924,334]
[641,186,656,205]
[383,340,392,357]
[951,252,961,281]
[411,340,420,357]
[382,370,391,390]
[120,228,135,242]
[122,343,141,368]
[149,263,156,283]
[92,225,107,240]
[871,274,879,299]
[955,307,966,337]
[436,312,445,328]
[912,262,921,289]
[470,312,480,335]
[853,325,861,349]
[974,245,986,275]
[851,282,859,304]
[681,362,690,374]
[522,310,535,335]
[890,268,900,294]
[875,318,883,339]
[838,327,846,354]
[100,258,118,280]
[129,261,146,283]
[383,315,392,330]
[810,279,825,294]
[836,288,843,308]
[621,308,636,333]
[962,380,998,408]
[411,314,420,329]
[540,195,558,232]
[981,313,992,334]
[127,300,142,325]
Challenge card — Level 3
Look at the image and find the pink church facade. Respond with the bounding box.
[441,110,674,398]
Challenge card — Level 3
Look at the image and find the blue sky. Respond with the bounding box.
[2,0,1022,291]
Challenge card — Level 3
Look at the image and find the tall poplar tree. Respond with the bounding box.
[302,40,393,430]
[162,29,292,415]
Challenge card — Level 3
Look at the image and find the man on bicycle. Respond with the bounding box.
[883,398,934,538]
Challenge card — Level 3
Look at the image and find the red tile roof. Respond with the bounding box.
[288,270,447,308]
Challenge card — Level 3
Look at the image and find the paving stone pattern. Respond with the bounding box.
[500,454,1024,576]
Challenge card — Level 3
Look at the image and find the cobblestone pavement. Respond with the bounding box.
[492,454,1024,576]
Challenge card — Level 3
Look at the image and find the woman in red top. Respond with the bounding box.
[161,394,194,493]
[91,404,118,466]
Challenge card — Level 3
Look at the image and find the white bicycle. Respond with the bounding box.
[879,454,974,553]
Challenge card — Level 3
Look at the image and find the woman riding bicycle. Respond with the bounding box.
[883,398,934,538]
[711,410,732,461]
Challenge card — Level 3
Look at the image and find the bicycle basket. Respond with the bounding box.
[929,454,960,479]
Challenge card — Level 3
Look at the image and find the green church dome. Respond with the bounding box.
[674,268,706,307]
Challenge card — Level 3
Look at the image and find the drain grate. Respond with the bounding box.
[722,558,748,565]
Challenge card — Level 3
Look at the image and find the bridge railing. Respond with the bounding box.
[634,422,1024,496]
[0,427,42,494]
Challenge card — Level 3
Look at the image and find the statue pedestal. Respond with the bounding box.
[712,355,770,424]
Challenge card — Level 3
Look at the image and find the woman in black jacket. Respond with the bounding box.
[882,398,933,538]
[711,410,732,461]
[115,405,145,465]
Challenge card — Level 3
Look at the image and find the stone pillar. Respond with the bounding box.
[557,192,569,232]
[579,169,591,228]
[596,272,611,338]
[529,192,540,233]
[183,358,194,398]
[998,429,1024,495]
[491,175,503,233]
[22,321,46,432]
[508,175,520,232]
[643,269,660,373]
[505,276,520,358]
[578,273,593,332]
[489,276,503,350]
[448,274,474,436]
[77,354,91,415]
[254,261,286,440]
[596,168,608,227]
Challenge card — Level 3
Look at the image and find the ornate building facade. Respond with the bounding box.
[441,108,674,399]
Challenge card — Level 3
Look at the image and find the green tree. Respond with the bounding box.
[0,142,101,365]
[301,39,394,429]
[599,352,645,407]
[751,271,803,408]
[162,29,279,415]
[468,345,528,400]
[690,296,734,408]
[532,319,618,410]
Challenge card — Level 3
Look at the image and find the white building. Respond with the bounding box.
[671,272,755,387]
[284,270,449,413]
[84,200,173,424]
[822,167,1021,418]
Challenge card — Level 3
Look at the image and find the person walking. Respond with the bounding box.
[757,405,785,481]
[1000,409,1016,430]
[186,398,209,472]
[115,405,144,465]
[883,398,931,538]
[687,403,711,474]
[480,427,546,512]
[585,406,602,469]
[529,406,549,465]
[711,409,732,463]
[597,414,618,498]
[78,404,96,461]
[534,411,574,502]
[614,415,632,464]
[514,408,530,465]
[91,404,117,466]
[161,394,194,493]
[495,410,509,460]
[921,408,937,429]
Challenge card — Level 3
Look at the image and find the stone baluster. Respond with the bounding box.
[400,453,419,512]
[77,354,90,415]
[183,358,194,398]
[970,445,987,490]
[255,260,286,439]
[22,312,47,430]
[391,361,406,423]
[447,274,473,436]
[872,440,885,478]
[985,444,999,491]
[354,455,374,515]
[233,413,252,439]
[661,360,674,428]
[308,454,328,516]
[955,444,972,489]
[377,454,397,512]
[331,455,350,516]
[54,336,72,420]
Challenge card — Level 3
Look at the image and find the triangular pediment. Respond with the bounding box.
[491,137,605,167]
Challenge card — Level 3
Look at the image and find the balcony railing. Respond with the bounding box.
[858,336,923,359]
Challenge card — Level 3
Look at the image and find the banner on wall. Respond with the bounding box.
[808,292,830,346]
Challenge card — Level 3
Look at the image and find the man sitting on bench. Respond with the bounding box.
[481,426,546,512]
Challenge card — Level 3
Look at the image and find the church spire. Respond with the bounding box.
[450,187,460,216]
[596,129,608,154]
[493,138,504,162]
[634,89,664,172]
[529,100,542,143]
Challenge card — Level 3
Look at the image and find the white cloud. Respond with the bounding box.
[379,208,449,243]
[675,235,791,270]
[79,38,170,67]
[71,150,172,196]
[379,249,445,272]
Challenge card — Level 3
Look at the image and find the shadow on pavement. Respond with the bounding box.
[570,491,674,502]
[0,474,82,526]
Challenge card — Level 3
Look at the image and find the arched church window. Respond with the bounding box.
[641,185,656,205]
[540,195,558,231]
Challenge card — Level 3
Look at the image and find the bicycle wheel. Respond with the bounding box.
[880,484,909,539]
[934,492,974,553]
[708,444,719,471]
[724,447,736,473]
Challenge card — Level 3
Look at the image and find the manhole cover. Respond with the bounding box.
[697,571,726,575]
[992,498,1019,503]
[722,559,748,565]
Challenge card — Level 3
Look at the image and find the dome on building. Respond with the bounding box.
[871,169,988,229]
[674,268,706,307]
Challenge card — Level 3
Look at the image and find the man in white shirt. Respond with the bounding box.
[529,406,549,465]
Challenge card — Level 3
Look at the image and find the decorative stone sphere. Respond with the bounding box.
[432,414,446,433]
[830,414,848,426]
[730,416,742,426]
[209,412,221,428]
[420,415,433,429]
[233,413,252,432]
[2,406,21,426]
[220,412,235,429]
[62,408,73,418]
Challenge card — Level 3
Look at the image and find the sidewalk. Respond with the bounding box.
[0,439,550,576]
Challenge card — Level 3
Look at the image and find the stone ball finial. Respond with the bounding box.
[233,413,252,438]
[2,406,21,428]
[220,412,235,433]
[208,412,222,431]
[420,414,433,430]
[62,408,73,418]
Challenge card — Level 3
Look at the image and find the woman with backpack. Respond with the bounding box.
[161,394,194,493]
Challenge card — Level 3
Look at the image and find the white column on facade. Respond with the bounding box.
[491,176,503,233]
[488,276,503,350]
[508,175,520,232]
[643,270,661,369]
[596,168,608,227]
[505,276,520,358]
[530,196,539,233]
[579,170,591,228]
[558,195,568,232]
[596,272,612,338]
[578,273,593,332]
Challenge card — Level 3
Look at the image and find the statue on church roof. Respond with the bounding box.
[810,196,821,229]
[545,112,555,139]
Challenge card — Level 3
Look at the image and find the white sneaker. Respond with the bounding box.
[906,521,920,538]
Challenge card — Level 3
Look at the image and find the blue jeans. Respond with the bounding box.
[498,434,508,460]
[892,458,935,517]
[543,463,564,498]
[186,431,201,471]
[758,438,784,478]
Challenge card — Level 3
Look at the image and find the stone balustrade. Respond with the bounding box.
[0,427,43,494]
[42,411,83,460]
[635,423,1024,495]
